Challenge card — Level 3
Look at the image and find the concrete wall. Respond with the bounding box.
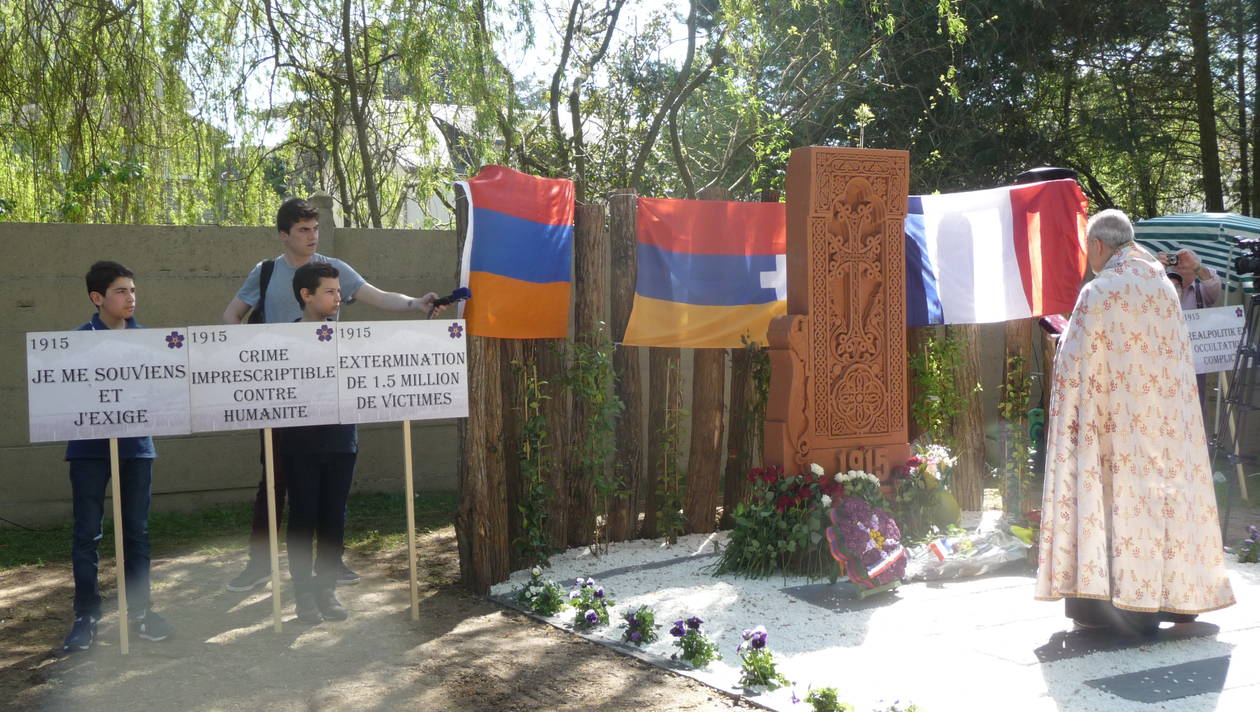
[1,217,460,526]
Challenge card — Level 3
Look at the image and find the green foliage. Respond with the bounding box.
[890,443,960,542]
[655,362,687,544]
[805,687,853,712]
[908,332,966,444]
[512,566,569,616]
[713,465,833,579]
[998,355,1036,521]
[512,360,556,567]
[567,325,624,553]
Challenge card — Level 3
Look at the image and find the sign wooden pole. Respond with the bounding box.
[263,428,283,632]
[403,420,420,621]
[109,438,130,655]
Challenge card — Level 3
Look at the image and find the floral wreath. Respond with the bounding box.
[824,496,906,588]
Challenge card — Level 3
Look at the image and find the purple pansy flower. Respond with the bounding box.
[629,630,642,643]
[165,331,184,349]
[669,620,686,637]
[448,322,464,339]
[686,616,702,630]
[585,610,599,625]
[594,587,604,599]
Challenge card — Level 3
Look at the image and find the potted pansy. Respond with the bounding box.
[512,566,568,616]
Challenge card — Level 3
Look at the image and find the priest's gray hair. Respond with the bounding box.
[1086,209,1134,248]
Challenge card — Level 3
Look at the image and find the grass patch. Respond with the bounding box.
[0,491,457,571]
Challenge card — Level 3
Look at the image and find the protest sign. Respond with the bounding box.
[26,328,190,442]
[187,322,338,432]
[1185,305,1246,374]
[336,320,469,424]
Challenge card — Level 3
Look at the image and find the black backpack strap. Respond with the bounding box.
[247,259,276,324]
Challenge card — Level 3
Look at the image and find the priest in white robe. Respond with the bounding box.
[1035,209,1235,632]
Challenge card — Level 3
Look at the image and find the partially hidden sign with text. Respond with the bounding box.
[26,329,192,442]
[1185,305,1245,374]
[26,321,468,443]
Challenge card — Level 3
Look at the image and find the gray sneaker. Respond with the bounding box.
[134,610,171,642]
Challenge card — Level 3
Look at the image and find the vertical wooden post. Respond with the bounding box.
[948,324,984,510]
[608,189,642,541]
[683,186,730,533]
[642,347,679,538]
[262,428,282,631]
[568,203,608,546]
[501,338,532,569]
[538,341,570,550]
[402,421,419,621]
[453,184,510,593]
[1003,318,1035,514]
[721,188,778,528]
[108,438,130,654]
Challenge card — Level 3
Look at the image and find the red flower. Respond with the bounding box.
[775,495,793,513]
[747,467,762,483]
[906,456,923,468]
[1026,509,1042,526]
[761,466,783,485]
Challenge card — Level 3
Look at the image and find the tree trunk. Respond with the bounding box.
[1237,1,1251,216]
[1002,318,1034,514]
[948,324,984,511]
[1190,0,1225,212]
[453,186,510,592]
[340,0,383,227]
[1252,0,1260,216]
[608,189,642,540]
[642,347,679,538]
[568,203,608,546]
[683,186,729,533]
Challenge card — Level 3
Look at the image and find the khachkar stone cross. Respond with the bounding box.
[764,146,911,481]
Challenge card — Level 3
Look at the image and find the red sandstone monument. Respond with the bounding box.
[764,147,911,480]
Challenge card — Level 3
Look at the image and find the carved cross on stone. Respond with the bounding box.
[764,148,911,481]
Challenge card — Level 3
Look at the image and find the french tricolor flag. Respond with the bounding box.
[904,179,1088,327]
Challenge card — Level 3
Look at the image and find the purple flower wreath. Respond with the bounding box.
[824,496,906,588]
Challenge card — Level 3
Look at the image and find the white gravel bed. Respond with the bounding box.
[490,531,1260,712]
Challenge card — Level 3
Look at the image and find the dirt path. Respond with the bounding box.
[0,528,754,712]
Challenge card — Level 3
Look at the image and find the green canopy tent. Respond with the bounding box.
[1133,212,1260,293]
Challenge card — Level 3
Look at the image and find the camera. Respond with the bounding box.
[1234,237,1260,276]
[1164,253,1179,266]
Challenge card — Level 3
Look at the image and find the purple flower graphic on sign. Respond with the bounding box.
[165,331,184,349]
[316,325,334,342]
[448,322,464,339]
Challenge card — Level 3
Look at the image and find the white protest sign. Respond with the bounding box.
[337,320,469,424]
[187,322,338,432]
[1185,305,1246,374]
[26,328,191,443]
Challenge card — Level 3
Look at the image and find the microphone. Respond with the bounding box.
[428,287,472,318]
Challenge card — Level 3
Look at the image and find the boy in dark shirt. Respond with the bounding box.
[62,261,171,650]
[282,262,357,622]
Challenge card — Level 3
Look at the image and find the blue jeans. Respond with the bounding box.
[69,458,153,618]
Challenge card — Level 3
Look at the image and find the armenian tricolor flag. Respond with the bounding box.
[456,166,574,339]
[622,197,787,348]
